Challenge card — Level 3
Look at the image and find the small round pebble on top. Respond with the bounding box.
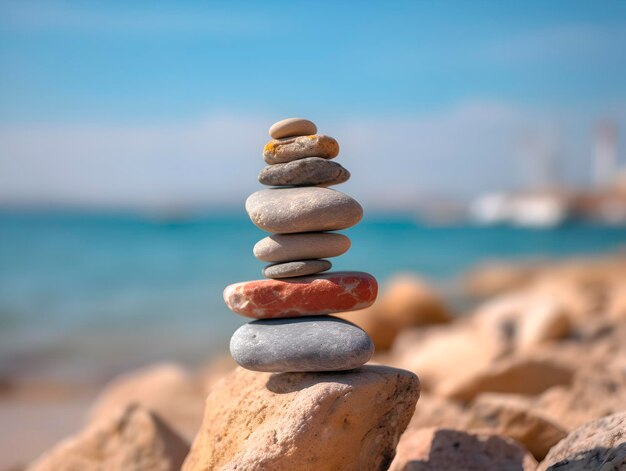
[269,118,317,139]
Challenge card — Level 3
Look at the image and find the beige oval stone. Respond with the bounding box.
[263,135,339,164]
[254,232,351,263]
[269,118,317,139]
[245,187,362,234]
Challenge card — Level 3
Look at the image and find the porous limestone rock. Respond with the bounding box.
[29,404,189,471]
[535,364,626,431]
[89,363,205,441]
[182,365,420,471]
[442,353,574,401]
[389,427,537,471]
[538,411,626,470]
[462,393,567,460]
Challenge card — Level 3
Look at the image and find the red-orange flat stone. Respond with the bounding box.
[223,271,378,319]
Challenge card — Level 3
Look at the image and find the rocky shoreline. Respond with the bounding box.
[4,253,626,470]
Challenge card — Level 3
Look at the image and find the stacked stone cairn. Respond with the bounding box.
[224,118,379,372]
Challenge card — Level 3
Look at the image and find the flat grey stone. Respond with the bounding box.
[245,187,363,234]
[230,316,374,372]
[258,157,350,187]
[263,259,331,278]
[254,232,351,263]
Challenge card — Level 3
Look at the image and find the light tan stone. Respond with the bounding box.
[337,275,451,352]
[245,187,362,234]
[390,321,504,395]
[88,363,205,441]
[473,290,572,354]
[336,304,398,350]
[538,411,626,470]
[29,404,189,471]
[607,280,626,321]
[379,274,452,328]
[517,298,571,351]
[182,365,420,471]
[535,364,626,431]
[462,393,567,460]
[389,427,537,471]
[406,393,465,430]
[463,261,540,298]
[442,353,574,401]
[269,118,317,139]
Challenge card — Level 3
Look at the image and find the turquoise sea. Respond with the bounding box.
[1,210,625,383]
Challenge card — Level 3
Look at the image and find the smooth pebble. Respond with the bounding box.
[269,118,317,139]
[229,316,374,372]
[254,233,351,263]
[258,157,350,187]
[245,187,362,234]
[263,259,331,279]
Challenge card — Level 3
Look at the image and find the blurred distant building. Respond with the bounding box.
[470,120,626,228]
[469,191,570,228]
[593,121,619,188]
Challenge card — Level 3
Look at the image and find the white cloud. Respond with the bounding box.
[1,102,624,211]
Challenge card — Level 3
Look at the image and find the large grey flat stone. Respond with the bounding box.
[230,316,374,372]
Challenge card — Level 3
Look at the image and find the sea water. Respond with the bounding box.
[1,210,625,382]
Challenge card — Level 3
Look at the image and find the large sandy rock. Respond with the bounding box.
[463,261,540,298]
[29,404,189,471]
[462,393,567,460]
[89,363,206,440]
[406,393,465,430]
[535,364,626,431]
[474,290,572,354]
[337,305,398,350]
[529,274,603,325]
[390,321,504,395]
[378,275,452,328]
[389,427,537,470]
[183,365,420,471]
[443,352,574,401]
[538,411,626,470]
[607,280,626,321]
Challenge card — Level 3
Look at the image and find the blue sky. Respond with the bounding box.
[1,1,625,208]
